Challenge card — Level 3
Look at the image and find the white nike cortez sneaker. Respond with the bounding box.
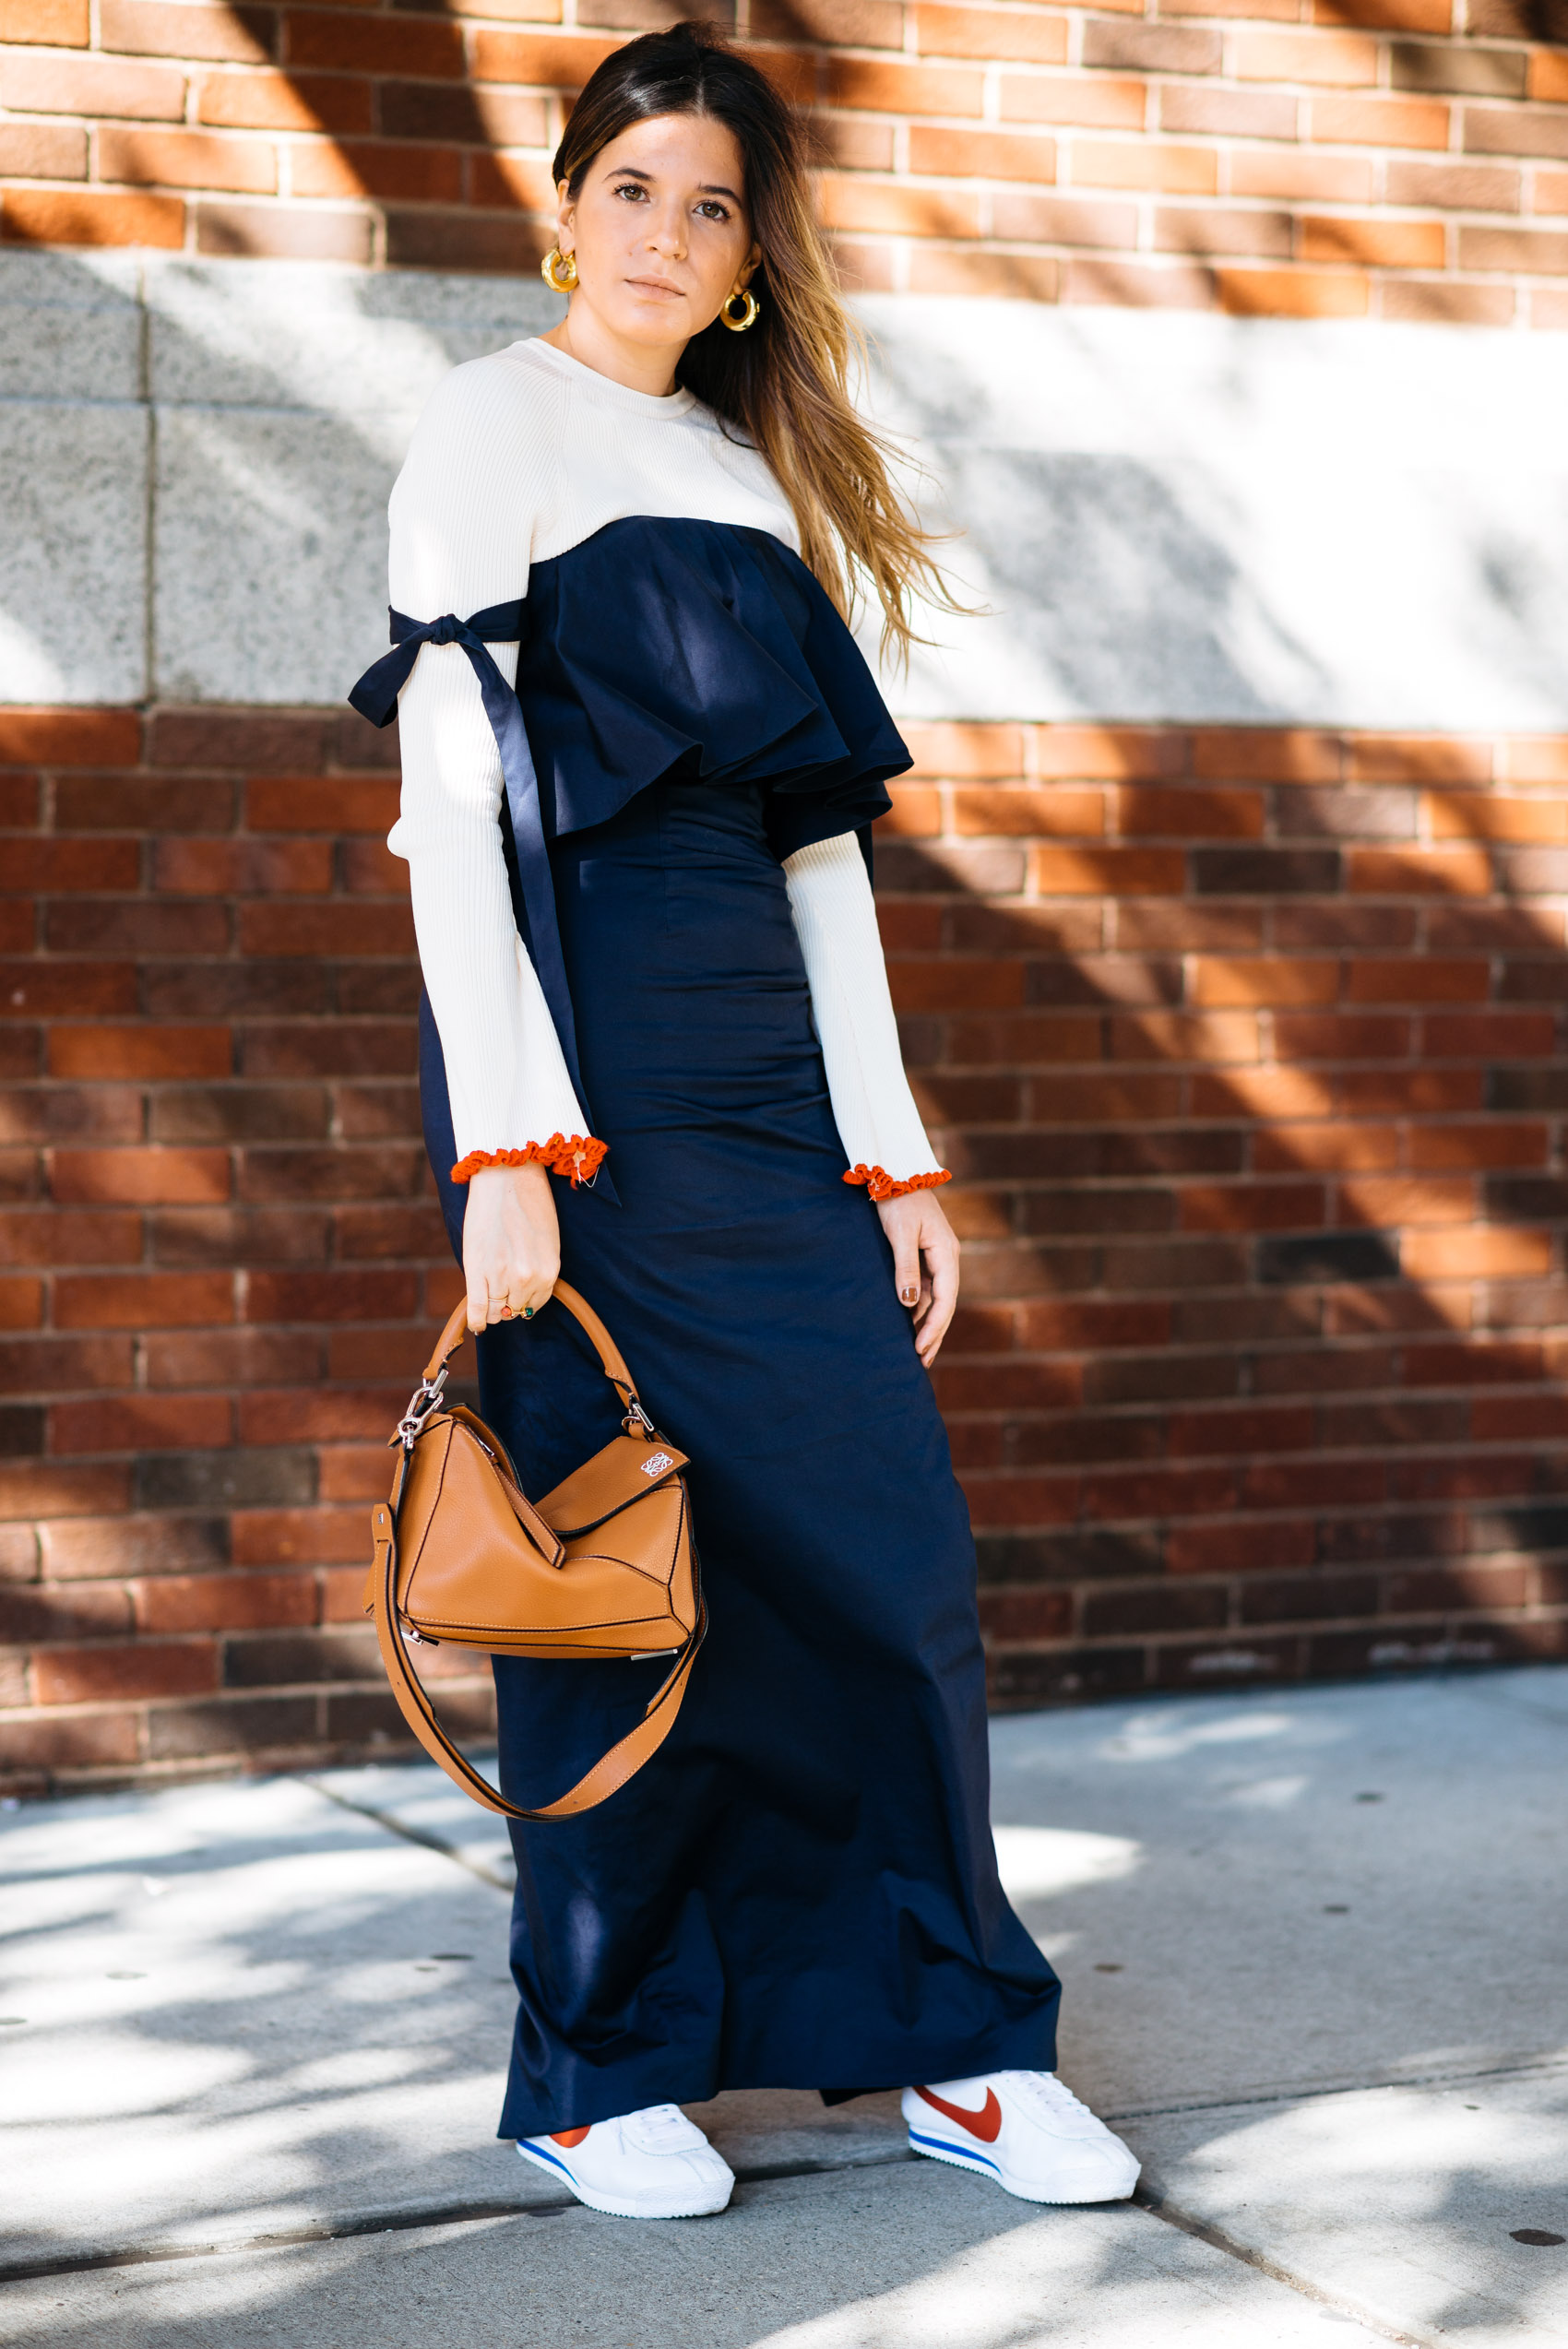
[517,2103,734,2219]
[903,2070,1140,2204]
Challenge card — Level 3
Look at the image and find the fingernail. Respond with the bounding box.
[901,1287,918,1304]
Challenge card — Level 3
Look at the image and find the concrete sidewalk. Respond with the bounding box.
[1,1668,1564,2346]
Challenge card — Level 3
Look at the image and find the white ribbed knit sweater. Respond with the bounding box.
[386,335,944,1196]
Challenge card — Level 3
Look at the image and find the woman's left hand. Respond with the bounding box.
[876,1189,960,1368]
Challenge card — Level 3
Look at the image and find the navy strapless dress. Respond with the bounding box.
[354,516,1060,2135]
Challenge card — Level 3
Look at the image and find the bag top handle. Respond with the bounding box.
[422,1280,645,1419]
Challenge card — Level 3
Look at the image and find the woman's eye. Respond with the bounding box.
[612,181,647,202]
[695,200,731,222]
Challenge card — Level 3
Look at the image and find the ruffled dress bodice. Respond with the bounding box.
[519,515,909,862]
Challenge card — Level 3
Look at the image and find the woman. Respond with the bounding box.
[358,21,1138,2223]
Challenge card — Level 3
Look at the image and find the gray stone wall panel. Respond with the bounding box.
[4,250,1568,726]
[144,257,559,416]
[0,251,142,404]
[0,400,148,706]
[153,408,397,707]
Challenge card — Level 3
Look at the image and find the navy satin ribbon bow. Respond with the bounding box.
[349,602,615,1202]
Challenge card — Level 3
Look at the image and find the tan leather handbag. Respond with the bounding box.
[364,1280,705,1820]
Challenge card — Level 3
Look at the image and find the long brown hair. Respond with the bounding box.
[552,21,957,664]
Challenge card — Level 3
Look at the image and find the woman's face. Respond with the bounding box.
[557,113,759,353]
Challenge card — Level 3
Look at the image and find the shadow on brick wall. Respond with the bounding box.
[870,726,1568,1708]
[5,694,1568,1786]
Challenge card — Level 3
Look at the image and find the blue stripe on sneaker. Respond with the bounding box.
[517,2139,576,2181]
[909,2125,1001,2177]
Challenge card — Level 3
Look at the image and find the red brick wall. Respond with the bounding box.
[0,1,1565,326]
[891,720,1568,1698]
[4,703,1567,1785]
[0,705,493,1786]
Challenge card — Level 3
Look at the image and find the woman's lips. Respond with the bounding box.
[626,278,684,299]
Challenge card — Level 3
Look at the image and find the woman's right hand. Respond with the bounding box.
[461,1162,561,1333]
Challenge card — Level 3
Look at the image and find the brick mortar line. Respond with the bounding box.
[9,1604,1564,1665]
[11,172,1568,229]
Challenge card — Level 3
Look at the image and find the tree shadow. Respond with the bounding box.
[5,1679,1568,2343]
[0,1772,527,2265]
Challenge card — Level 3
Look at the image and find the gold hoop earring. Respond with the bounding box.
[540,245,577,294]
[720,288,760,333]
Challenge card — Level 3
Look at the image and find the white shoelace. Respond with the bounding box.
[624,2102,706,2151]
[998,2070,1106,2139]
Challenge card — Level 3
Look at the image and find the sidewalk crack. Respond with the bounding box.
[1134,2177,1439,2349]
[300,1777,514,1894]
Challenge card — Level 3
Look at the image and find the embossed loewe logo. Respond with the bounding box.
[641,1452,674,1477]
[916,2086,1003,2142]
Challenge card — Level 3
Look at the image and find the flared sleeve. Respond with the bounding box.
[783,833,951,1203]
[384,359,604,1188]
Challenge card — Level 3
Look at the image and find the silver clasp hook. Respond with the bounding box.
[622,1394,656,1440]
[396,1368,447,1450]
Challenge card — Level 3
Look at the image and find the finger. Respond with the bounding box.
[502,1260,558,1322]
[917,1236,960,1363]
[919,1289,956,1363]
[908,1208,944,1327]
[465,1275,489,1335]
[932,1233,958,1320]
[891,1228,921,1311]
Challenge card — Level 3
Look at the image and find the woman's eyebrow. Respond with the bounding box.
[609,164,742,201]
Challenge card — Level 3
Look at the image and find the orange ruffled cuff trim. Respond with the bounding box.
[451,1134,609,1189]
[843,1163,953,1204]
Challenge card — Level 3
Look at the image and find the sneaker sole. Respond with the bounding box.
[516,2138,732,2220]
[907,2125,1139,2206]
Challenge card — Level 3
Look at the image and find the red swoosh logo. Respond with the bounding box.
[916,2085,1003,2143]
